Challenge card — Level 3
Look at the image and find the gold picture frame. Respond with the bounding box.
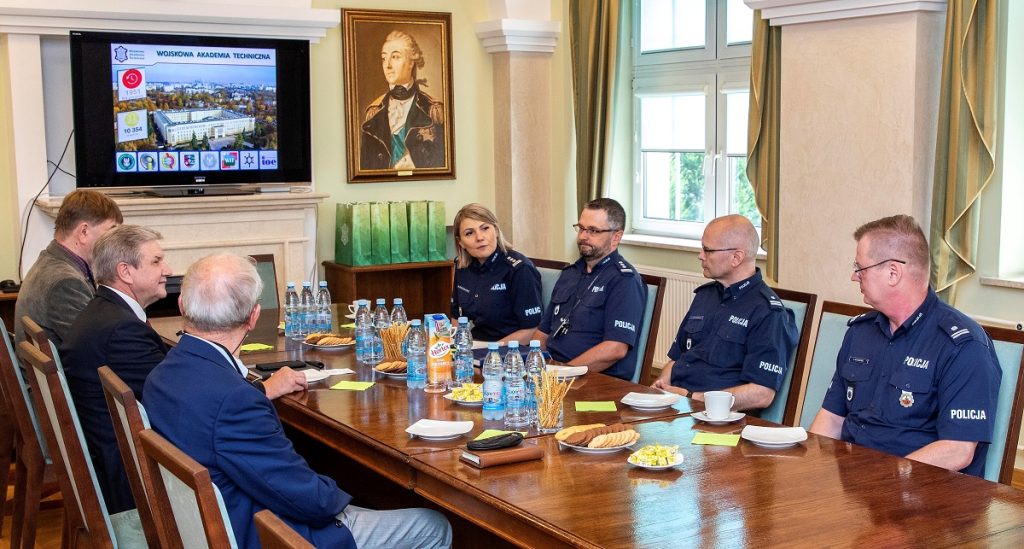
[342,9,456,182]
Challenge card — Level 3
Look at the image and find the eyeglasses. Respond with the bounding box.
[572,224,618,236]
[701,246,738,254]
[852,258,906,274]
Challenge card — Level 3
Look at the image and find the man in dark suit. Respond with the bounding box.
[60,225,171,513]
[360,30,446,170]
[144,253,451,549]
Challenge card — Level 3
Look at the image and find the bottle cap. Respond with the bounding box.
[488,342,499,350]
[358,299,369,306]
[508,341,520,349]
[302,281,311,287]
[529,339,540,347]
[393,298,403,304]
[457,316,468,324]
[287,282,296,287]
[411,319,422,326]
[319,280,328,287]
[376,298,386,304]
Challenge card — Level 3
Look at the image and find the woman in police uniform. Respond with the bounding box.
[451,204,543,343]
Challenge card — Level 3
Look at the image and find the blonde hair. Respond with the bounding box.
[452,203,511,269]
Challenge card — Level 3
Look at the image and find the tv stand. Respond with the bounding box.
[143,187,255,198]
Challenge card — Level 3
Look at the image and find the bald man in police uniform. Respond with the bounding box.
[360,30,445,170]
[652,215,798,412]
[534,198,646,381]
[810,215,1001,477]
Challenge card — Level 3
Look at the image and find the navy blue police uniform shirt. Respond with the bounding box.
[450,250,543,342]
[538,251,646,380]
[667,268,798,396]
[821,289,1001,477]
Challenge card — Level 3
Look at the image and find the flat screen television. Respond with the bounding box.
[69,31,312,196]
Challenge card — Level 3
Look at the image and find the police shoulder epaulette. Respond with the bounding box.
[505,254,523,269]
[847,311,878,326]
[759,286,785,311]
[428,101,445,126]
[617,260,634,274]
[937,313,976,345]
[695,280,717,292]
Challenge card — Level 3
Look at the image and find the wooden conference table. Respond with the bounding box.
[151,313,1024,547]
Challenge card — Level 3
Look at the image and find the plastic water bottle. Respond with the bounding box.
[405,319,427,389]
[525,340,545,424]
[452,317,474,386]
[298,282,315,338]
[373,298,391,329]
[284,282,300,339]
[390,298,408,325]
[503,341,529,428]
[482,342,504,421]
[364,324,384,366]
[354,299,372,362]
[316,281,332,333]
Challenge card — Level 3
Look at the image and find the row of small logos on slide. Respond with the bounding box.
[115,150,278,172]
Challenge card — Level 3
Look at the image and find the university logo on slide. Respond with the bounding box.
[117,68,146,101]
[180,151,199,171]
[201,151,220,170]
[220,151,240,170]
[138,152,159,172]
[259,150,278,170]
[159,151,179,171]
[115,152,137,172]
[240,151,258,170]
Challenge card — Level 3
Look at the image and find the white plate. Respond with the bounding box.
[627,452,684,470]
[692,411,746,425]
[546,365,588,378]
[443,393,483,406]
[375,369,408,379]
[406,419,474,440]
[303,370,330,383]
[740,425,807,448]
[558,440,637,454]
[303,341,354,351]
[344,313,356,320]
[621,392,680,411]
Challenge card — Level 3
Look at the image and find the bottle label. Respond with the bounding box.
[483,380,502,404]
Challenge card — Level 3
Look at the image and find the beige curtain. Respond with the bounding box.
[931,0,998,302]
[746,11,782,283]
[569,0,621,211]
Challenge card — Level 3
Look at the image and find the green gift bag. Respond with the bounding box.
[370,202,392,265]
[408,201,429,263]
[427,201,447,262]
[389,201,411,264]
[335,202,372,266]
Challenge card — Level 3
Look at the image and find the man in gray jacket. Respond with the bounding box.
[14,190,122,345]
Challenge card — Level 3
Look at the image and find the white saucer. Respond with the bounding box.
[344,313,356,320]
[740,425,807,448]
[627,452,684,470]
[692,411,746,425]
[405,419,474,440]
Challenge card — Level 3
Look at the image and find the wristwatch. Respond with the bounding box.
[680,388,690,398]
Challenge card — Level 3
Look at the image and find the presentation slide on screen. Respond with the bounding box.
[110,43,280,173]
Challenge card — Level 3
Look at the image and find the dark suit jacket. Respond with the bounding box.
[143,334,356,549]
[360,86,446,170]
[59,285,168,514]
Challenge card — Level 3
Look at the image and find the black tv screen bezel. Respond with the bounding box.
[69,30,312,190]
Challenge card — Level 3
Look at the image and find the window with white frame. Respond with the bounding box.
[632,0,757,239]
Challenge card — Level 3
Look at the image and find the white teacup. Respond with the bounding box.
[347,301,359,315]
[704,391,735,420]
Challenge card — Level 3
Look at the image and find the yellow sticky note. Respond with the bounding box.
[340,322,356,329]
[691,433,740,446]
[473,429,527,441]
[575,401,617,412]
[240,343,273,352]
[277,322,285,330]
[331,381,374,391]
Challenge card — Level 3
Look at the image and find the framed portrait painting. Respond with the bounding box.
[342,9,455,183]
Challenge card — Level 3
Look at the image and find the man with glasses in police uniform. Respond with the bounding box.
[810,215,1001,477]
[652,215,798,412]
[534,198,646,380]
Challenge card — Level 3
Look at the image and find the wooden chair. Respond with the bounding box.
[254,509,315,549]
[797,301,871,429]
[527,257,570,313]
[760,288,818,425]
[20,315,57,361]
[0,365,15,540]
[250,253,281,312]
[979,324,1024,484]
[18,341,146,548]
[99,366,172,547]
[0,319,61,549]
[139,429,239,548]
[634,272,667,384]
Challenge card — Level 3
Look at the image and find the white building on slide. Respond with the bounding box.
[153,108,254,146]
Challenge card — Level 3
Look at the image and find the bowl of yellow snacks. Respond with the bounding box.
[627,444,682,470]
[444,383,483,406]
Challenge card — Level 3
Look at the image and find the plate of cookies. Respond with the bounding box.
[373,360,408,378]
[303,333,354,350]
[555,423,640,454]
